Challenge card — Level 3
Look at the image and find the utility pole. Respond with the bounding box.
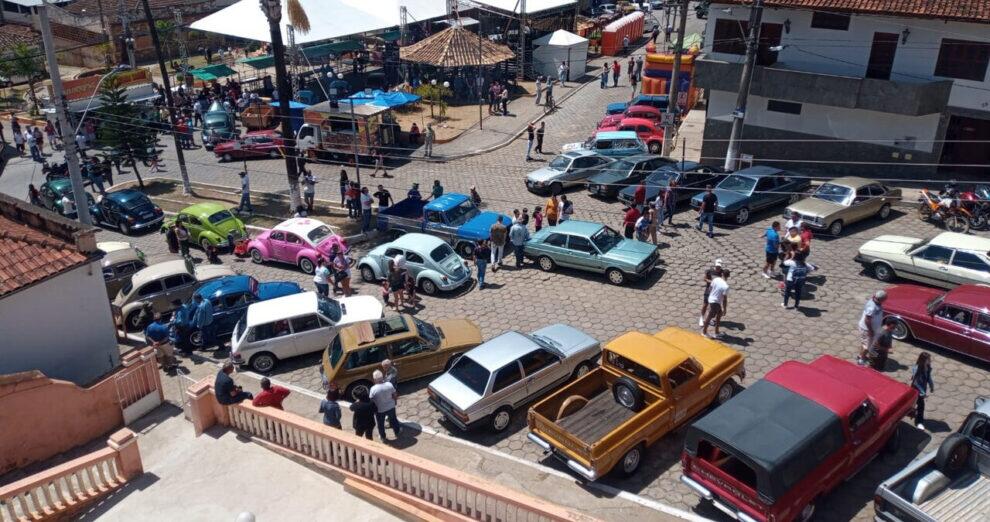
[141,0,192,194]
[518,0,526,80]
[173,8,190,88]
[723,0,764,171]
[661,0,688,157]
[348,101,361,187]
[37,3,91,225]
[118,0,136,68]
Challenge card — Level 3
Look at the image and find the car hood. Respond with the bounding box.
[598,115,622,128]
[587,171,627,185]
[338,295,384,325]
[461,212,511,241]
[602,239,657,264]
[257,281,304,301]
[429,372,481,411]
[883,284,943,316]
[434,319,483,350]
[787,197,844,218]
[531,324,598,358]
[527,166,564,183]
[194,264,237,282]
[859,235,921,256]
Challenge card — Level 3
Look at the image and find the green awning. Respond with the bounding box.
[189,64,237,80]
[238,55,275,69]
[302,40,364,59]
[379,30,401,42]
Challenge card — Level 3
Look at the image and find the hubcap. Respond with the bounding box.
[253,356,274,372]
[493,411,510,430]
[300,259,314,273]
[623,449,640,473]
[736,209,749,224]
[539,257,553,270]
[251,250,263,263]
[201,239,211,251]
[617,386,634,408]
[608,270,624,284]
[190,331,203,347]
[830,222,842,236]
[423,280,436,294]
[876,264,891,280]
[892,321,908,340]
[576,364,590,377]
[880,205,891,218]
[718,383,732,403]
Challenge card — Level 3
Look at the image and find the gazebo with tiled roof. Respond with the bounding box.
[400,25,514,68]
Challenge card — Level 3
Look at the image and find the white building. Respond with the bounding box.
[695,0,990,178]
[0,193,120,385]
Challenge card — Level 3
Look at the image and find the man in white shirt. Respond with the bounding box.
[60,194,75,217]
[369,370,402,442]
[784,211,802,235]
[236,171,252,213]
[702,267,729,339]
[857,290,887,365]
[360,187,373,233]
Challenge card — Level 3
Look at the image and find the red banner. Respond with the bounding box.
[57,69,153,101]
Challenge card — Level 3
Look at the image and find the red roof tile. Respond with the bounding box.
[0,24,41,49]
[719,0,990,24]
[0,216,90,297]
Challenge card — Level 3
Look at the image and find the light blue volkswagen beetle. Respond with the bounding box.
[357,233,472,295]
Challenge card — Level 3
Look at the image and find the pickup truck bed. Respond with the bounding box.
[919,471,990,521]
[557,390,636,444]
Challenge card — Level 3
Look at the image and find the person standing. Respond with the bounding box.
[910,353,934,431]
[60,194,76,218]
[175,222,190,258]
[431,179,444,200]
[388,262,405,311]
[702,266,729,339]
[544,195,560,226]
[633,180,647,209]
[382,359,398,388]
[857,290,887,365]
[424,123,435,158]
[622,34,630,55]
[784,211,803,236]
[333,248,352,296]
[635,55,644,81]
[252,377,291,409]
[558,61,567,87]
[651,26,660,44]
[302,170,317,213]
[600,64,609,89]
[193,293,221,351]
[360,186,374,233]
[313,257,331,297]
[697,184,717,238]
[374,184,393,212]
[623,205,640,239]
[236,171,252,214]
[509,217,530,267]
[338,169,349,206]
[611,60,620,87]
[369,370,402,442]
[762,221,781,278]
[407,182,422,200]
[345,182,359,219]
[319,386,342,429]
[350,388,376,440]
[534,76,544,106]
[781,257,808,309]
[532,206,543,232]
[474,240,491,289]
[489,217,508,271]
[535,122,545,154]
[629,70,638,96]
[12,125,24,154]
[370,148,387,178]
[635,208,652,242]
[560,195,573,222]
[525,122,535,161]
[699,259,726,327]
[500,87,509,115]
[215,362,253,405]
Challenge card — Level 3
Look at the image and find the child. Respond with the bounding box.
[381,280,391,307]
[404,271,418,304]
[533,206,543,232]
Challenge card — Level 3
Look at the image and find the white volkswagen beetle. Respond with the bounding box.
[357,233,472,295]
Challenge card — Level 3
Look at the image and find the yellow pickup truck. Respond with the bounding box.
[526,327,745,481]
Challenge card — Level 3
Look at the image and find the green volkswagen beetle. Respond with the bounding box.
[37,178,97,218]
[523,220,660,285]
[162,202,247,251]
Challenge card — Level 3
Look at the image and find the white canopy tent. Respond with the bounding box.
[532,30,587,82]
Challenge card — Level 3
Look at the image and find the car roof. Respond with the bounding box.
[947,284,990,312]
[540,219,603,236]
[46,178,72,191]
[338,315,417,351]
[390,233,446,250]
[731,165,785,179]
[273,217,328,234]
[130,259,189,287]
[98,242,141,266]
[822,177,875,190]
[105,188,147,204]
[930,231,990,252]
[657,160,702,172]
[562,149,598,159]
[182,202,227,217]
[464,331,540,370]
[424,193,470,212]
[594,131,640,140]
[618,118,657,127]
[246,291,319,326]
[195,275,254,298]
[625,105,662,114]
[764,357,868,416]
[606,331,688,375]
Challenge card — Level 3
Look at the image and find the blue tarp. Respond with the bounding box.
[346,90,421,108]
[269,100,310,109]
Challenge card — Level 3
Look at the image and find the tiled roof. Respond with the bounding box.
[400,26,516,67]
[719,0,990,24]
[63,0,206,16]
[51,22,106,46]
[0,24,41,50]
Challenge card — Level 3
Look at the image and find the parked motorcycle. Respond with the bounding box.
[965,184,990,231]
[918,187,971,234]
[41,160,68,181]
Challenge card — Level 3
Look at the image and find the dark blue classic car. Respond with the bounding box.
[689,166,811,225]
[617,161,725,207]
[184,275,303,347]
[94,189,164,235]
[586,154,675,199]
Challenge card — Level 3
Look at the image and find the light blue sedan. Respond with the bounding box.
[524,220,660,285]
[357,233,472,295]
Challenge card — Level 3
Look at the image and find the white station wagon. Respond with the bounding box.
[855,232,990,288]
[231,291,383,372]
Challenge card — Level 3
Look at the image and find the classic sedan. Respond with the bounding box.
[617,161,724,207]
[162,202,248,251]
[855,232,990,288]
[186,275,303,348]
[614,118,665,154]
[37,178,97,219]
[427,324,601,432]
[93,189,164,235]
[606,95,669,116]
[524,220,659,285]
[526,150,615,195]
[357,233,472,295]
[214,130,283,162]
[586,154,675,199]
[689,165,811,225]
[882,283,990,363]
[114,259,236,331]
[597,105,662,130]
[247,217,348,274]
[784,177,900,236]
[98,241,146,299]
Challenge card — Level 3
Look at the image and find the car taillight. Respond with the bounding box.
[427,388,436,400]
[453,409,470,423]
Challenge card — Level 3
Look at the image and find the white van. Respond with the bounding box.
[231,291,383,372]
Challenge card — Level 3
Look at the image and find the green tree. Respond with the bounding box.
[94,75,156,187]
[155,20,176,61]
[6,43,45,115]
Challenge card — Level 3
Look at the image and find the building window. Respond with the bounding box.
[767,99,802,115]
[810,11,851,31]
[935,39,990,81]
[713,18,747,56]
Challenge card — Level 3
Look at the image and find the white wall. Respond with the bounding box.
[707,4,990,112]
[0,261,121,385]
[707,89,942,153]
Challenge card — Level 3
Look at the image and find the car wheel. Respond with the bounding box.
[250,248,264,264]
[188,329,204,348]
[360,265,376,282]
[269,150,279,159]
[828,220,844,236]
[734,207,750,225]
[572,361,592,379]
[606,268,626,286]
[619,444,644,476]
[612,376,644,411]
[550,182,563,195]
[222,153,232,162]
[716,380,735,405]
[249,352,277,373]
[420,278,438,295]
[119,221,131,235]
[935,433,971,478]
[648,141,661,154]
[878,203,891,220]
[298,257,315,274]
[200,237,213,252]
[873,262,895,282]
[890,318,911,341]
[125,310,144,332]
[490,407,513,432]
[797,501,816,522]
[345,380,372,402]
[455,242,475,258]
[537,255,555,272]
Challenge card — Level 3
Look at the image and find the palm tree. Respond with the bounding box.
[7,43,45,115]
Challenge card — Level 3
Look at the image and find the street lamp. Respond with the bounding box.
[259,0,302,212]
[440,81,449,119]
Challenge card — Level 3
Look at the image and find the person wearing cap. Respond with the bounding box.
[700,259,729,327]
[857,290,887,365]
[703,266,729,339]
[407,182,422,200]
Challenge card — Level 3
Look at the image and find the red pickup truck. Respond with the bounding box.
[680,355,916,522]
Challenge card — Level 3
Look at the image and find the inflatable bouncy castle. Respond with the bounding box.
[639,42,701,113]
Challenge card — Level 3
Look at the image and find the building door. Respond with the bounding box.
[940,115,990,175]
[865,33,899,80]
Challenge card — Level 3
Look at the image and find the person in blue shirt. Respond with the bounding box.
[169,299,195,353]
[145,313,176,369]
[215,361,252,405]
[762,221,781,279]
[407,182,421,200]
[192,294,220,351]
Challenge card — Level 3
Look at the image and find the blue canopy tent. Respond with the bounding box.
[269,100,309,134]
[346,90,421,108]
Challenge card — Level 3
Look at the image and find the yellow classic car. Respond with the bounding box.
[785,177,901,236]
[323,314,482,401]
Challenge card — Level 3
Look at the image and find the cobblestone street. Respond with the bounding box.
[3,46,989,521]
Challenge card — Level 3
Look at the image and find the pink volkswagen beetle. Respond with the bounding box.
[247,218,348,274]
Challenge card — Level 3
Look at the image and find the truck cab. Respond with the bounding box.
[377,193,512,258]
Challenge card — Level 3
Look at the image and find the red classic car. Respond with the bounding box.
[681,355,915,522]
[597,105,662,130]
[214,130,284,162]
[882,283,990,363]
[614,118,665,154]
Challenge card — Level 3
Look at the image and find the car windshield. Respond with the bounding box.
[445,200,480,226]
[646,169,678,184]
[447,356,490,396]
[208,210,235,225]
[605,160,635,176]
[591,226,623,253]
[308,225,334,244]
[926,294,945,315]
[430,243,457,263]
[121,195,151,210]
[413,317,441,348]
[548,155,571,170]
[718,175,757,194]
[812,183,853,205]
[317,296,342,323]
[328,335,344,368]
